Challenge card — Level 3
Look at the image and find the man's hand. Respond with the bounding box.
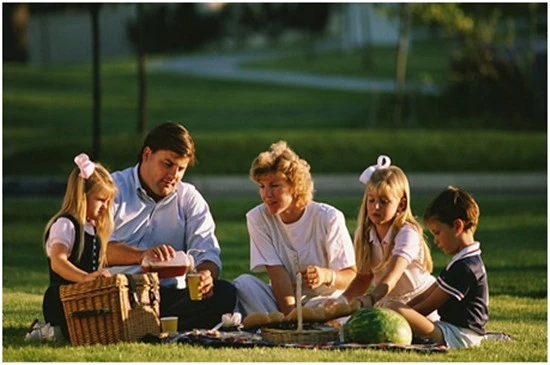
[142,244,176,262]
[197,269,214,299]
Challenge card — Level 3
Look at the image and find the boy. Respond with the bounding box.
[387,186,488,348]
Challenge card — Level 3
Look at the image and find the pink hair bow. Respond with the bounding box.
[74,153,96,179]
[359,155,391,185]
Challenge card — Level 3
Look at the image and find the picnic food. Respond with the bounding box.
[286,306,327,322]
[267,311,286,323]
[325,300,361,319]
[242,311,286,328]
[343,307,413,345]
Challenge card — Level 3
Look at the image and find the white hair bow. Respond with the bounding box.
[74,153,96,179]
[359,155,391,185]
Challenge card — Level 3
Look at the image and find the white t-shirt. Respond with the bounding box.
[247,201,356,299]
[45,217,95,257]
[366,223,435,301]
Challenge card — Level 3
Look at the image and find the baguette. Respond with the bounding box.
[242,310,286,328]
[242,312,270,328]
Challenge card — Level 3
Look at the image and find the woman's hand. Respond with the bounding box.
[323,295,348,311]
[301,265,331,289]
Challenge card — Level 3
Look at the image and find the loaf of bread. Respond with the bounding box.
[325,300,361,320]
[242,310,286,328]
[286,306,328,322]
[242,312,270,328]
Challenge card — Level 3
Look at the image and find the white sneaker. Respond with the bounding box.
[24,319,66,342]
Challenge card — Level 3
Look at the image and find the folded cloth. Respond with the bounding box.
[484,332,514,342]
[24,319,66,343]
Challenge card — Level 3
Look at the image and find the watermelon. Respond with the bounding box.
[343,307,413,345]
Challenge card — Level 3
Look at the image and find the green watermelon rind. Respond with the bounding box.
[343,307,413,345]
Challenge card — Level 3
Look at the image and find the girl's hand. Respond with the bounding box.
[301,265,331,289]
[82,268,111,282]
[354,294,375,309]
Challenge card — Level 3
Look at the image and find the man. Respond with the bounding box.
[106,121,236,330]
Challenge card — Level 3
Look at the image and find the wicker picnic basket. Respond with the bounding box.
[261,324,340,345]
[59,273,161,346]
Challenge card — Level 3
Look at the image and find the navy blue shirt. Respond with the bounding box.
[436,242,489,335]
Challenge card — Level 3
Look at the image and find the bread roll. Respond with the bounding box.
[267,311,286,323]
[242,312,270,328]
[326,300,361,319]
[286,308,298,321]
[309,306,327,322]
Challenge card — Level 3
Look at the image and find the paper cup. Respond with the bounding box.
[160,316,178,333]
[187,273,202,301]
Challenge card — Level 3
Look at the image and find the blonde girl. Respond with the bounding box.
[41,153,116,340]
[329,155,437,318]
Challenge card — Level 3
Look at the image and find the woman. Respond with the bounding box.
[233,141,356,316]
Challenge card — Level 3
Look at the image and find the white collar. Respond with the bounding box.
[369,224,395,245]
[446,242,481,270]
[132,164,177,201]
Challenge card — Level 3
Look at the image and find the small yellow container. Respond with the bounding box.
[160,316,178,333]
[186,273,202,301]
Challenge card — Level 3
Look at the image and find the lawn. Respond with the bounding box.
[242,38,453,85]
[3,62,546,177]
[2,195,547,361]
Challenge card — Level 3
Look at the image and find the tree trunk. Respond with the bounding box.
[90,4,102,159]
[394,3,412,126]
[137,3,147,136]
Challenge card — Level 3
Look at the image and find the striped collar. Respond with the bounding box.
[446,242,481,270]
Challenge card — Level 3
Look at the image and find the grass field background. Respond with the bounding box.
[3,37,547,361]
[3,43,546,177]
[3,195,547,361]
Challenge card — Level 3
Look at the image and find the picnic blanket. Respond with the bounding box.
[142,329,450,353]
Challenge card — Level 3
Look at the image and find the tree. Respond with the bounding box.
[393,3,412,125]
[90,4,102,159]
[136,3,147,136]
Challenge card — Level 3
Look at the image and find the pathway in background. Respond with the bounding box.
[4,173,546,198]
[148,46,439,95]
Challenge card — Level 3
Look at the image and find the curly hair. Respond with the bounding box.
[249,140,314,209]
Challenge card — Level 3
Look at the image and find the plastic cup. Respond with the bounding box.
[160,316,178,333]
[187,273,203,301]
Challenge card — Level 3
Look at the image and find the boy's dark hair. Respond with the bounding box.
[137,122,195,165]
[424,186,479,232]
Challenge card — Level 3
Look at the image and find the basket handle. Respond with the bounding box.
[125,274,140,308]
[71,307,111,318]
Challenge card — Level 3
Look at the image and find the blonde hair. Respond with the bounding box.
[354,165,433,274]
[43,162,116,268]
[249,140,313,210]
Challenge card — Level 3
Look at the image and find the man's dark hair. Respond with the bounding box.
[137,122,195,165]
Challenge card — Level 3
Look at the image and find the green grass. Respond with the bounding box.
[3,195,547,361]
[3,58,546,177]
[242,38,453,85]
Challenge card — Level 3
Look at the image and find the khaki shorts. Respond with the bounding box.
[435,321,484,349]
